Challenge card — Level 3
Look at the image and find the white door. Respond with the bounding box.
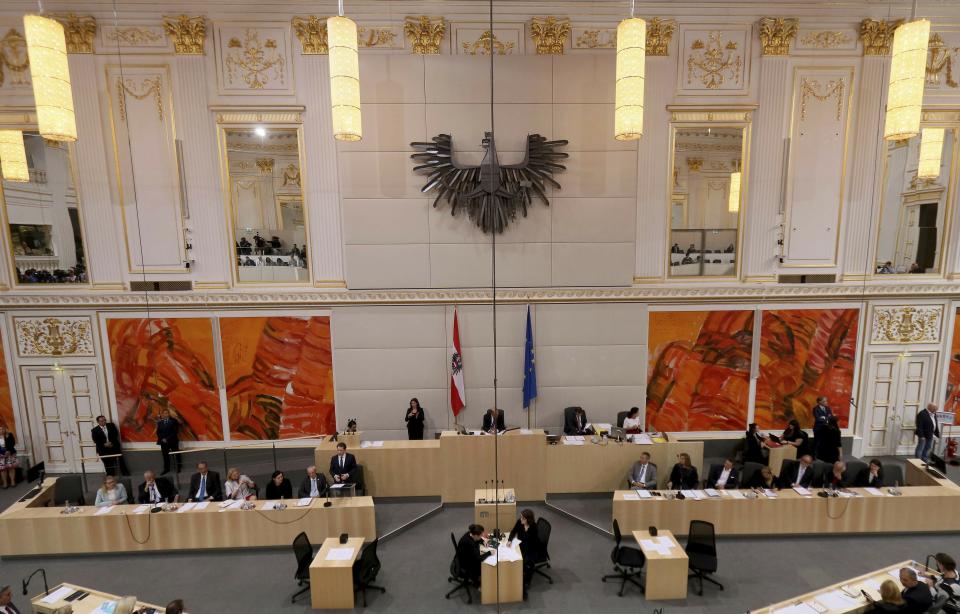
[860,352,935,456]
[21,365,104,473]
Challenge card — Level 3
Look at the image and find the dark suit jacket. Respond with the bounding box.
[916,410,940,439]
[706,465,739,489]
[782,428,811,458]
[137,477,177,504]
[405,407,425,439]
[330,452,357,478]
[854,467,884,488]
[746,472,777,490]
[508,519,544,565]
[743,432,765,464]
[563,411,590,436]
[1,432,15,456]
[188,471,223,501]
[457,532,491,581]
[265,478,293,500]
[823,470,851,489]
[778,461,815,489]
[482,411,505,432]
[91,423,122,456]
[901,583,933,613]
[156,417,180,445]
[814,426,842,464]
[298,474,328,498]
[668,464,699,490]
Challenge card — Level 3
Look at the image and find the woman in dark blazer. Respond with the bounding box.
[667,453,699,490]
[508,509,543,594]
[264,470,293,500]
[405,398,425,440]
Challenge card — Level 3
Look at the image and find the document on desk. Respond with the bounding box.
[763,489,778,498]
[562,436,585,446]
[219,500,241,510]
[640,537,676,555]
[622,493,641,501]
[194,501,210,510]
[330,484,344,489]
[704,488,720,498]
[631,434,653,445]
[133,504,151,514]
[361,440,385,448]
[520,428,532,434]
[813,590,859,610]
[325,547,355,561]
[176,502,197,513]
[864,487,884,496]
[40,585,75,604]
[296,497,312,507]
[793,486,813,497]
[94,505,116,516]
[728,490,746,499]
[634,489,652,499]
[680,490,703,500]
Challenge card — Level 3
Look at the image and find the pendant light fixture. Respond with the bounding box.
[0,130,30,183]
[884,1,930,141]
[23,14,77,142]
[328,0,362,142]
[917,127,945,179]
[614,0,645,141]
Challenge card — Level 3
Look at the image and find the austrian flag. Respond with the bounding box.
[450,308,466,416]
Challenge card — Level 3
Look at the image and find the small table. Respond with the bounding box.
[480,541,524,605]
[310,537,365,609]
[766,444,797,475]
[31,583,166,614]
[633,530,689,600]
[474,488,516,532]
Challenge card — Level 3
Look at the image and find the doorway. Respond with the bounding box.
[860,352,936,457]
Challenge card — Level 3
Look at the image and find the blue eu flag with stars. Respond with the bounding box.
[523,305,537,409]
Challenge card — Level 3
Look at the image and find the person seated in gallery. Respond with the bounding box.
[188,461,222,502]
[743,423,767,464]
[138,470,177,504]
[878,261,895,274]
[330,442,358,485]
[564,407,592,436]
[705,458,739,490]
[873,579,907,612]
[264,470,293,500]
[746,466,778,490]
[778,454,815,489]
[908,262,924,274]
[667,453,699,490]
[297,465,328,498]
[724,244,735,253]
[457,524,492,586]
[681,255,694,265]
[94,474,128,507]
[777,419,811,458]
[685,243,697,256]
[671,243,682,254]
[482,408,506,434]
[628,452,657,489]
[345,419,358,434]
[224,468,257,501]
[854,458,884,488]
[823,460,850,489]
[622,407,643,433]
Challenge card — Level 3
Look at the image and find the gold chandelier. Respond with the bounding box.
[884,18,930,141]
[728,171,741,213]
[917,127,945,179]
[0,130,29,183]
[24,15,77,142]
[328,1,361,142]
[614,16,646,141]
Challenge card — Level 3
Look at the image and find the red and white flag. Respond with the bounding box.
[450,308,466,416]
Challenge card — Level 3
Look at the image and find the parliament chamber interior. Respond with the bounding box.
[0,0,959,612]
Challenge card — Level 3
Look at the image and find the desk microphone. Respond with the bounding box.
[323,486,332,508]
[22,568,48,596]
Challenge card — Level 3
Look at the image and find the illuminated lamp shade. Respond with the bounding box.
[23,15,76,142]
[728,171,741,213]
[0,130,29,183]
[327,16,361,142]
[917,127,945,179]
[884,19,930,141]
[614,17,645,141]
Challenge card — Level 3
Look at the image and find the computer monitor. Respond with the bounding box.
[929,452,948,475]
[610,426,626,441]
[26,460,45,483]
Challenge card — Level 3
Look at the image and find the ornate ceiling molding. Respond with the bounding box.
[646,17,677,57]
[870,305,943,344]
[292,15,328,55]
[404,16,445,55]
[530,16,570,55]
[859,19,903,56]
[55,14,97,54]
[163,15,207,55]
[758,17,798,56]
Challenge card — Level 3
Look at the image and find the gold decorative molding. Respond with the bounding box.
[56,14,97,54]
[646,17,676,56]
[927,33,959,89]
[224,29,286,90]
[871,305,942,344]
[255,157,274,174]
[104,26,164,47]
[859,19,903,56]
[530,16,570,55]
[116,76,163,122]
[687,31,743,89]
[404,16,445,54]
[0,29,30,88]
[13,316,95,357]
[282,163,301,187]
[163,15,207,55]
[758,17,798,56]
[667,106,756,124]
[213,108,304,125]
[799,30,853,49]
[462,30,515,56]
[358,26,401,49]
[292,16,328,55]
[800,78,845,121]
[573,28,616,50]
[685,157,703,171]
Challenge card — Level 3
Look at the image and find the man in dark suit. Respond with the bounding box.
[156,408,181,475]
[91,415,129,476]
[188,461,222,502]
[900,567,933,613]
[0,584,21,614]
[706,458,739,490]
[563,407,592,436]
[457,524,492,585]
[481,408,505,434]
[329,443,357,485]
[854,459,885,488]
[915,403,941,462]
[137,469,177,504]
[778,455,815,489]
[811,396,833,438]
[297,465,328,498]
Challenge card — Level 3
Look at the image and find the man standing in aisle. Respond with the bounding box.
[811,396,833,438]
[915,403,941,462]
[91,415,129,476]
[156,408,181,475]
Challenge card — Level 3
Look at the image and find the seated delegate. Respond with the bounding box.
[823,461,850,489]
[746,466,778,489]
[94,474,128,507]
[778,419,811,458]
[706,458,739,490]
[508,509,544,598]
[873,579,906,612]
[667,453,699,490]
[330,442,358,485]
[855,458,884,488]
[482,408,506,434]
[778,455,815,489]
[298,465,328,498]
[628,452,657,489]
[457,524,492,586]
[564,407,592,436]
[265,470,293,500]
[622,407,643,433]
[743,423,767,464]
[224,468,257,501]
[138,470,177,504]
[188,461,223,502]
[900,567,934,613]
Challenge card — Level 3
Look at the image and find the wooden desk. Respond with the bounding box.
[632,530,688,600]
[905,458,960,489]
[480,541,524,605]
[316,439,441,497]
[766,445,796,475]
[749,560,929,613]
[440,430,547,503]
[310,537,365,609]
[31,583,165,614]
[0,479,376,556]
[613,485,960,536]
[474,488,516,532]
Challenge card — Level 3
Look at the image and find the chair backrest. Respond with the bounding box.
[563,406,580,428]
[353,464,365,494]
[616,411,629,428]
[354,538,382,585]
[450,532,458,552]
[537,517,552,558]
[884,464,904,487]
[292,532,313,580]
[706,463,722,487]
[740,461,763,486]
[612,518,623,546]
[119,477,135,503]
[53,474,85,506]
[811,460,832,487]
[844,459,867,480]
[686,520,718,569]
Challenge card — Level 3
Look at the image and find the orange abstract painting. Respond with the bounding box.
[755,309,859,430]
[945,309,960,414]
[107,318,222,442]
[221,316,335,440]
[646,310,753,432]
[0,332,14,431]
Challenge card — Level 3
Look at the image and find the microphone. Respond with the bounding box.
[481,480,487,503]
[22,568,48,596]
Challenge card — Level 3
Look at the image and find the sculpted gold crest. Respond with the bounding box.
[14,317,95,357]
[404,16,445,54]
[56,14,97,54]
[530,16,570,55]
[758,17,798,56]
[163,15,207,55]
[292,16,328,54]
[646,18,677,56]
[871,305,942,344]
[859,19,903,56]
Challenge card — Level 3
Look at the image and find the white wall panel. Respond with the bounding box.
[536,303,646,346]
[335,347,446,389]
[332,305,445,349]
[551,242,635,286]
[344,244,430,288]
[342,199,430,245]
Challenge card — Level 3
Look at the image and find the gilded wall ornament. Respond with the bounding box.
[530,16,570,55]
[116,76,163,122]
[358,26,401,49]
[104,26,164,46]
[573,29,616,49]
[256,157,275,174]
[404,16,445,54]
[871,305,942,344]
[225,29,286,89]
[646,18,677,56]
[282,164,301,187]
[685,157,703,171]
[758,17,798,56]
[859,19,903,56]
[927,33,959,89]
[687,31,742,89]
[0,29,30,88]
[56,14,97,54]
[163,15,207,55]
[462,31,515,56]
[14,317,95,357]
[292,16,328,55]
[799,31,853,49]
[800,78,845,121]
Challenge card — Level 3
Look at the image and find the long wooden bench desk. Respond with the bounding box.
[0,478,376,556]
[31,583,167,614]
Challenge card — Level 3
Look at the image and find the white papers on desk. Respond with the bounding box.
[865,487,885,496]
[622,493,641,501]
[680,490,704,500]
[562,436,585,445]
[772,603,821,614]
[587,423,612,433]
[40,586,75,604]
[90,602,119,614]
[728,490,746,499]
[793,486,813,497]
[483,544,522,567]
[837,490,857,498]
[704,488,720,498]
[296,497,312,507]
[763,489,778,499]
[635,489,653,499]
[520,428,532,434]
[94,505,116,516]
[360,440,384,448]
[631,433,653,445]
[640,537,676,555]
[813,590,859,610]
[325,547,355,561]
[261,501,284,510]
[330,483,345,489]
[133,504,151,514]
[219,500,241,510]
[176,502,197,513]
[194,501,210,510]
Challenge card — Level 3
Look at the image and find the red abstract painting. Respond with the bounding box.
[646,310,753,432]
[755,308,859,430]
[107,318,223,442]
[221,316,335,440]
[0,332,14,431]
[945,309,960,414]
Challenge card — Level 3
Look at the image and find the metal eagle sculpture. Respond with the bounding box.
[410,132,568,234]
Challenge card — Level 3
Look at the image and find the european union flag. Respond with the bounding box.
[523,305,537,409]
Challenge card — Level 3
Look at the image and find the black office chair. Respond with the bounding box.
[119,477,135,503]
[53,474,85,506]
[686,520,723,595]
[353,538,386,606]
[883,464,904,487]
[352,465,365,496]
[601,519,645,597]
[844,459,867,483]
[739,461,763,487]
[532,517,553,585]
[291,531,314,603]
[446,532,474,603]
[616,411,629,428]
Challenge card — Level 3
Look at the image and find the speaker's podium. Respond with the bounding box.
[474,488,516,532]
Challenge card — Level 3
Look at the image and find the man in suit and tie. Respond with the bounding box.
[297,465,328,498]
[156,408,181,475]
[0,585,20,614]
[811,396,833,438]
[778,454,815,489]
[706,458,739,490]
[137,469,177,505]
[628,452,658,489]
[564,407,592,436]
[900,567,934,613]
[482,408,505,434]
[91,415,129,477]
[915,403,941,462]
[854,459,885,488]
[330,443,358,485]
[188,461,222,502]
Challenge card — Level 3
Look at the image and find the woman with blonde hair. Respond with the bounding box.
[224,468,257,501]
[873,579,906,611]
[94,474,128,507]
